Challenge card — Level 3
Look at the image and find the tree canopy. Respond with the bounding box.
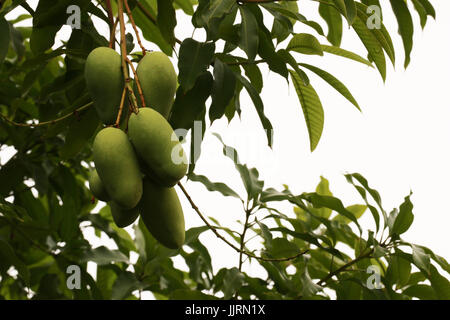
[0,0,449,300]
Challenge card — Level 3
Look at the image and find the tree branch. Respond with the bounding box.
[105,0,116,49]
[177,182,309,262]
[0,102,93,128]
[124,0,147,55]
[317,248,374,286]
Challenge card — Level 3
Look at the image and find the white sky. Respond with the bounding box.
[3,1,450,298]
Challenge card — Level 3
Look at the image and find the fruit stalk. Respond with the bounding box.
[125,56,147,109]
[115,86,127,127]
[118,0,138,114]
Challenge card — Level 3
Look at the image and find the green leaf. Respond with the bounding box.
[234,73,273,147]
[303,192,362,233]
[390,0,414,68]
[428,265,450,300]
[59,108,100,159]
[157,0,176,46]
[277,49,310,86]
[343,0,357,24]
[242,63,263,93]
[268,238,300,259]
[301,267,323,297]
[332,204,366,224]
[386,253,411,289]
[416,0,435,19]
[30,26,60,54]
[222,268,245,299]
[345,173,386,225]
[319,1,343,46]
[178,38,215,92]
[0,238,30,285]
[403,284,437,300]
[300,63,360,111]
[287,33,324,56]
[355,2,395,65]
[213,133,264,200]
[210,59,236,122]
[289,69,324,152]
[239,6,259,61]
[0,18,10,64]
[132,3,172,55]
[81,246,129,266]
[351,15,386,80]
[321,44,373,67]
[391,193,414,236]
[411,0,428,29]
[188,173,241,199]
[411,244,430,274]
[111,271,141,300]
[174,0,195,15]
[258,29,288,79]
[170,71,213,132]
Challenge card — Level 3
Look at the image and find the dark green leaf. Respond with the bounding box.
[390,0,414,68]
[178,38,215,92]
[157,0,176,46]
[210,59,236,122]
[319,1,343,46]
[239,6,259,61]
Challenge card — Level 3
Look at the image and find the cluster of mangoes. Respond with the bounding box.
[84,47,187,250]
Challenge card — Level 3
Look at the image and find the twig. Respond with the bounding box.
[317,248,374,286]
[177,182,309,262]
[124,0,147,55]
[0,102,93,128]
[124,56,146,108]
[238,208,251,271]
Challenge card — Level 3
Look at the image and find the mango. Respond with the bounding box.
[139,178,185,249]
[85,47,124,125]
[128,108,188,187]
[93,127,142,209]
[135,52,177,118]
[88,169,110,202]
[110,201,139,228]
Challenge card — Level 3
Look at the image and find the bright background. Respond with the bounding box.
[2,1,450,298]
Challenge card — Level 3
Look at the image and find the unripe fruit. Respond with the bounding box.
[110,201,139,228]
[88,169,110,202]
[85,47,124,125]
[128,108,187,187]
[93,127,142,209]
[139,178,185,249]
[135,52,177,119]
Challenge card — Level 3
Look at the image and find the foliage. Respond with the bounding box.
[0,0,448,300]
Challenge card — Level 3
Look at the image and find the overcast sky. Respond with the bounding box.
[3,1,450,298]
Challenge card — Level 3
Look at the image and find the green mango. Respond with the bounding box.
[135,51,177,119]
[85,47,124,125]
[93,127,142,209]
[88,169,110,202]
[128,108,188,187]
[110,201,139,228]
[139,178,185,249]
